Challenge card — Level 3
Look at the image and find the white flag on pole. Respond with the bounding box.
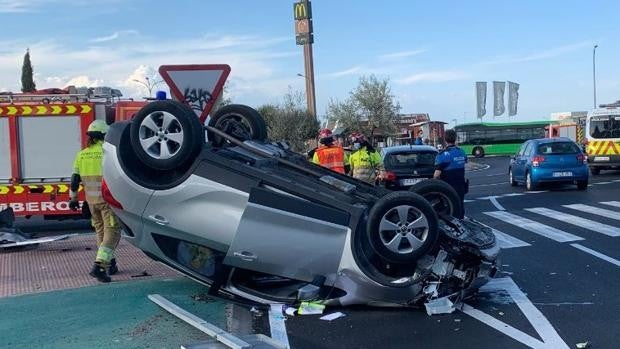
[476,82,487,119]
[508,81,519,116]
[493,81,506,117]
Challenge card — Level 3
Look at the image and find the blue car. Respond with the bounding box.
[509,138,589,191]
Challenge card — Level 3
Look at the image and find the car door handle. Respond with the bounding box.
[148,214,169,226]
[233,251,258,262]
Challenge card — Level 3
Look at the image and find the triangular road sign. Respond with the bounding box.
[159,64,231,123]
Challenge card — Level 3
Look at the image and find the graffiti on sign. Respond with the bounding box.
[183,88,212,112]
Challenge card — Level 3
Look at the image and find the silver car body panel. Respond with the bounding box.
[225,203,348,285]
[143,174,249,252]
[102,143,153,240]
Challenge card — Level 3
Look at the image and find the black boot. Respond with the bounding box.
[89,263,111,283]
[108,258,118,275]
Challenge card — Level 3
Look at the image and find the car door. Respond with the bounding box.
[224,187,350,286]
[512,141,528,180]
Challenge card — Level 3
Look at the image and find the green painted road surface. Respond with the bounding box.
[0,277,228,349]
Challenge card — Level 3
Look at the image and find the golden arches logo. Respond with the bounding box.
[294,1,310,20]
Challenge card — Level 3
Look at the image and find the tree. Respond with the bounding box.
[21,49,36,93]
[327,75,400,141]
[257,89,319,153]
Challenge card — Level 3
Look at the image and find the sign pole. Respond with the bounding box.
[294,0,317,120]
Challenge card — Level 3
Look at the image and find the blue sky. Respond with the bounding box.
[0,0,618,124]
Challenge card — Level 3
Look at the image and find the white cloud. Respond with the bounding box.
[483,41,592,65]
[90,30,138,43]
[396,71,469,85]
[379,49,427,60]
[324,66,363,78]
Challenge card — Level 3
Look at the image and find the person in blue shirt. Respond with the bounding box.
[414,130,424,145]
[434,129,468,218]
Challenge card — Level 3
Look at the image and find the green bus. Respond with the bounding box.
[455,121,551,157]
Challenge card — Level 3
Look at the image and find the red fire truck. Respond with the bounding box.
[0,88,146,219]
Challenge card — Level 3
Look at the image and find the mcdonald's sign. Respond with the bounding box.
[293,1,311,20]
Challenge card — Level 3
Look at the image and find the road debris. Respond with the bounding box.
[576,341,589,349]
[425,296,456,315]
[284,307,297,316]
[298,302,325,315]
[320,312,346,321]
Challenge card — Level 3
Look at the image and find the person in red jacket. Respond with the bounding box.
[312,128,346,174]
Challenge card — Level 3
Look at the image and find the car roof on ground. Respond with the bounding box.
[381,145,438,154]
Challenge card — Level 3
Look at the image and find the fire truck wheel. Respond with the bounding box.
[366,191,439,264]
[208,104,268,147]
[473,146,485,158]
[408,179,463,218]
[130,101,204,171]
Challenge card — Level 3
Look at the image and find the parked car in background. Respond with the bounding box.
[509,137,589,191]
[381,145,438,190]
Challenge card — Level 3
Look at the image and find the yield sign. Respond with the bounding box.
[159,64,231,123]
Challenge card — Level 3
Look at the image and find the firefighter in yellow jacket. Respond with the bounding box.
[348,132,384,184]
[69,120,120,283]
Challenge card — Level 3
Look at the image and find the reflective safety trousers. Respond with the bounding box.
[313,146,346,174]
[72,141,104,204]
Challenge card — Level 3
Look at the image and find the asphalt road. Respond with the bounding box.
[283,157,620,349]
[10,157,620,348]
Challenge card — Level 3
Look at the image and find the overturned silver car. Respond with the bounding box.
[102,99,499,307]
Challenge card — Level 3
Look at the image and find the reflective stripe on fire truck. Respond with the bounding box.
[0,104,92,117]
[0,184,81,195]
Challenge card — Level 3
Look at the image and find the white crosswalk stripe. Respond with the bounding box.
[601,201,620,209]
[563,204,620,221]
[483,211,584,242]
[493,229,531,249]
[525,207,620,237]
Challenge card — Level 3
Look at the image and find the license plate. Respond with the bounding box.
[401,178,424,186]
[552,171,573,177]
[594,156,610,161]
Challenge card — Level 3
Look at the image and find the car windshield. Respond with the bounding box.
[589,115,620,139]
[537,142,580,155]
[384,151,436,168]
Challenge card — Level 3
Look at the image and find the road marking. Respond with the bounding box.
[464,199,475,203]
[470,182,508,188]
[571,244,620,268]
[493,229,531,249]
[463,277,569,349]
[484,211,583,242]
[564,204,620,221]
[613,179,620,182]
[489,197,505,211]
[601,201,620,209]
[526,207,620,237]
[594,181,612,185]
[504,193,525,197]
[527,190,548,194]
[269,304,290,349]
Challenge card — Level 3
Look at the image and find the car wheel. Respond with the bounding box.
[591,168,600,175]
[577,180,588,191]
[130,101,204,171]
[208,104,268,147]
[525,171,536,191]
[408,179,463,218]
[366,191,439,264]
[473,146,485,158]
[509,168,517,187]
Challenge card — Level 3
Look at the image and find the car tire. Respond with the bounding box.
[366,191,439,264]
[408,179,463,218]
[577,180,588,191]
[525,171,536,191]
[130,101,204,171]
[473,146,485,158]
[509,168,517,187]
[208,104,268,147]
[591,168,600,175]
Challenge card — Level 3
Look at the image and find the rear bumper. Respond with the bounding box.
[588,154,620,168]
[531,166,589,183]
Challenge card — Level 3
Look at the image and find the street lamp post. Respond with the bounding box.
[593,44,598,108]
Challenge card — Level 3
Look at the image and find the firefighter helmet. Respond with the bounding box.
[349,132,366,143]
[87,120,109,134]
[318,128,333,140]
